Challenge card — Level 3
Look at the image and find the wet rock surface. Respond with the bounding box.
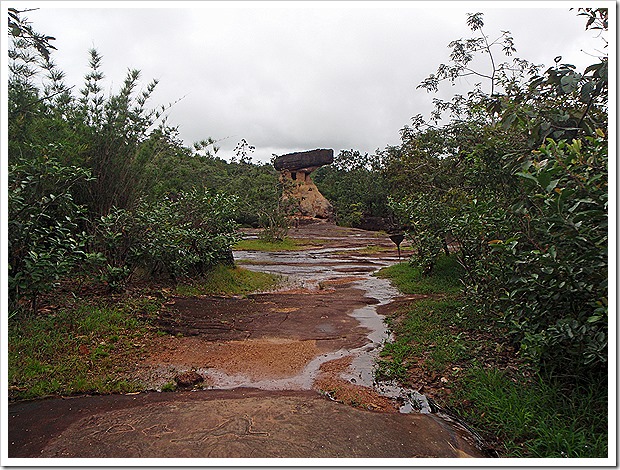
[8,221,486,459]
[154,287,374,345]
[9,390,482,458]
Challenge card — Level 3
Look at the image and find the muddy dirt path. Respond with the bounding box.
[8,221,486,459]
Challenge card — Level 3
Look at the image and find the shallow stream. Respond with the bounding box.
[226,247,432,414]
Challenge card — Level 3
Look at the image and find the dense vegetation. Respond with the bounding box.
[373,8,608,457]
[7,8,287,315]
[313,149,392,228]
[385,8,608,380]
[377,257,607,457]
[318,8,608,384]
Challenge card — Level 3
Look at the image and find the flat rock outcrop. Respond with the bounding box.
[273,149,334,172]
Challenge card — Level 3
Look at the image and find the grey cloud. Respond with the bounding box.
[21,3,606,163]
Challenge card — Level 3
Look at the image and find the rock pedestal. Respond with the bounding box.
[273,149,335,220]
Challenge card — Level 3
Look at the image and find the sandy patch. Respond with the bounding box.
[145,336,321,379]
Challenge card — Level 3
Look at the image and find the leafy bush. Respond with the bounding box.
[86,207,144,291]
[491,133,607,373]
[89,189,241,284]
[134,189,240,280]
[8,11,248,305]
[385,9,608,377]
[8,153,92,311]
[390,192,458,274]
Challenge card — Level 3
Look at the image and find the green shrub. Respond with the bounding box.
[89,189,241,284]
[8,154,92,311]
[491,134,607,374]
[135,189,240,280]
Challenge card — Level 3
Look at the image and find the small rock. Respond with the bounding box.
[174,371,203,387]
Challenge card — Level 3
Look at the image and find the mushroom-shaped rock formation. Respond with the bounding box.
[273,148,334,172]
[273,149,335,221]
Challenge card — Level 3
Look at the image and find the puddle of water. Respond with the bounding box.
[197,348,353,391]
[344,277,432,414]
[234,248,392,290]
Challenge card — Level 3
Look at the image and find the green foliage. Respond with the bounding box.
[8,14,255,308]
[379,254,607,458]
[8,8,56,61]
[257,213,290,243]
[137,189,240,280]
[8,154,92,310]
[418,12,539,97]
[137,135,281,229]
[390,194,453,274]
[384,10,608,378]
[91,189,241,283]
[490,133,608,372]
[256,181,295,242]
[376,257,467,381]
[314,150,392,228]
[160,381,177,392]
[86,207,141,291]
[226,161,281,229]
[379,17,609,459]
[69,48,174,216]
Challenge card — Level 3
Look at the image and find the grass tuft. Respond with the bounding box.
[376,297,469,381]
[175,265,282,297]
[8,299,157,401]
[375,255,464,295]
[452,368,608,458]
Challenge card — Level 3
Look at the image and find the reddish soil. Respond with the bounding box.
[313,356,399,413]
[124,284,378,390]
[152,286,374,346]
[146,337,322,380]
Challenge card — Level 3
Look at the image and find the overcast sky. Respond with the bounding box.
[7,1,610,163]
